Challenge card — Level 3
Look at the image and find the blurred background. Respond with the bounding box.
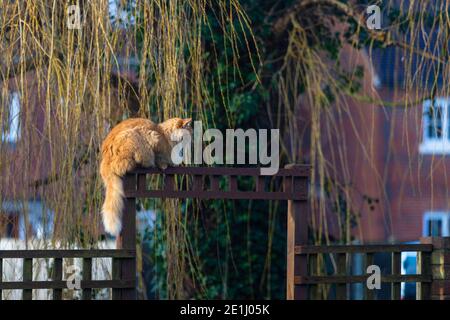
[1,0,449,299]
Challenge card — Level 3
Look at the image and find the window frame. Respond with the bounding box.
[422,211,450,237]
[1,91,21,144]
[419,98,450,154]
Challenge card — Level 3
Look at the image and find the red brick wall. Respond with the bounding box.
[298,44,450,243]
[384,96,450,242]
[0,72,51,200]
[318,87,450,243]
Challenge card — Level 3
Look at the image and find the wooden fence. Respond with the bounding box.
[0,249,135,300]
[289,201,450,299]
[2,164,448,300]
[0,165,310,300]
[293,243,433,300]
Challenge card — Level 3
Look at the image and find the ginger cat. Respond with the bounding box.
[100,117,192,236]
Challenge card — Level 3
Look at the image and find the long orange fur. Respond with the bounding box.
[99,117,192,236]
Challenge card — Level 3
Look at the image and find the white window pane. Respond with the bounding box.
[420,98,450,154]
[2,91,21,143]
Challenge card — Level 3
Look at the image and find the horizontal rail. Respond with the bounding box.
[126,190,307,201]
[295,244,433,254]
[130,165,310,177]
[295,274,432,285]
[0,280,135,290]
[0,249,135,259]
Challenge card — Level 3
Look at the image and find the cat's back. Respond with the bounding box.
[102,118,157,156]
[109,118,156,135]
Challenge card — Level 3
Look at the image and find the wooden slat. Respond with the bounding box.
[23,258,32,300]
[365,253,375,300]
[82,258,92,300]
[53,258,63,300]
[417,251,432,300]
[229,176,238,191]
[137,174,147,191]
[391,252,401,300]
[0,249,135,259]
[336,253,346,300]
[287,178,309,300]
[295,274,431,284]
[293,176,306,193]
[123,173,136,193]
[116,173,137,300]
[255,176,265,192]
[164,174,174,191]
[127,190,307,201]
[210,175,220,191]
[120,210,137,300]
[283,176,292,193]
[112,258,122,300]
[192,175,202,191]
[308,254,319,299]
[130,166,311,177]
[0,280,134,290]
[296,244,432,254]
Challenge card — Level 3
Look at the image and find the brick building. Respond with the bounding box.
[298,41,450,244]
[295,38,449,298]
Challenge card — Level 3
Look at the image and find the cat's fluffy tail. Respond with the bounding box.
[102,172,124,236]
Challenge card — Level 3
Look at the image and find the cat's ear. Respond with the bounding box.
[182,118,192,129]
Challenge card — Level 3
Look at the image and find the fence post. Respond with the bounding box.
[421,237,450,300]
[113,173,137,300]
[285,164,309,300]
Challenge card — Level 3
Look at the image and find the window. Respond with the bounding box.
[2,91,21,144]
[422,212,450,236]
[419,98,450,154]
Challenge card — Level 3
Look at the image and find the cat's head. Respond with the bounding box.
[159,117,193,144]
